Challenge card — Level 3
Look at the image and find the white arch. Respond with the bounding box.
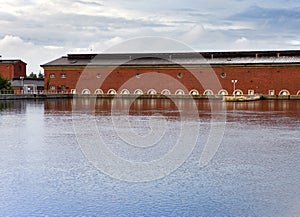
[147,89,157,95]
[189,89,199,95]
[279,89,290,96]
[107,89,117,94]
[82,89,91,94]
[121,89,130,94]
[297,90,300,95]
[218,89,228,95]
[161,89,171,95]
[204,89,214,95]
[134,89,143,95]
[94,89,103,94]
[233,89,243,95]
[175,89,185,95]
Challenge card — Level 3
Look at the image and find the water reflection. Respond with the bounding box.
[0,99,299,216]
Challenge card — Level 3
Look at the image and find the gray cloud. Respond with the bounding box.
[1,0,300,73]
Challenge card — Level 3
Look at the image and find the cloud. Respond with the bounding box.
[0,35,67,74]
[1,0,300,73]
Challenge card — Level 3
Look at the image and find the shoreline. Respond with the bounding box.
[0,94,299,100]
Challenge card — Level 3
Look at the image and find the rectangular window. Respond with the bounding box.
[269,90,275,95]
[248,90,254,95]
[61,73,66,78]
[49,74,55,78]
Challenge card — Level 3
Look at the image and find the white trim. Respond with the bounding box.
[94,89,103,94]
[175,89,185,95]
[71,89,76,94]
[233,89,243,95]
[161,89,171,95]
[204,89,214,95]
[134,89,143,95]
[297,90,300,95]
[218,89,228,95]
[189,89,199,95]
[82,89,91,94]
[147,89,157,95]
[108,89,117,94]
[121,89,130,94]
[279,89,290,96]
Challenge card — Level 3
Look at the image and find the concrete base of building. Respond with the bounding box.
[1,94,300,100]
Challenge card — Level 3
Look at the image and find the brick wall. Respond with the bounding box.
[43,64,300,95]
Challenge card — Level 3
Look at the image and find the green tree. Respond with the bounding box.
[28,72,37,78]
[38,72,44,79]
[0,74,12,90]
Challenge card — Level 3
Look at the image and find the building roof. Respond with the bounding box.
[41,50,300,67]
[11,78,44,87]
[0,59,27,65]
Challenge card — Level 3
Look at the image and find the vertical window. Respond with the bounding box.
[248,90,255,95]
[269,90,275,96]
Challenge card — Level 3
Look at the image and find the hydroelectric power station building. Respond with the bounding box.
[41,50,300,97]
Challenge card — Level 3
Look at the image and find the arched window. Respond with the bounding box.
[218,89,228,95]
[175,89,185,95]
[121,89,130,94]
[279,90,290,96]
[107,89,117,94]
[204,89,214,95]
[94,89,103,94]
[161,89,171,95]
[297,90,300,96]
[147,89,157,95]
[82,89,91,94]
[189,89,199,95]
[233,89,243,95]
[134,89,143,95]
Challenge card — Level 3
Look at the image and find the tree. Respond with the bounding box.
[38,72,44,79]
[0,74,12,90]
[28,72,37,78]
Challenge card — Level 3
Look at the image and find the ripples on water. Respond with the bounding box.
[0,99,299,216]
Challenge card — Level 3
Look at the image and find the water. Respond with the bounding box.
[0,99,299,216]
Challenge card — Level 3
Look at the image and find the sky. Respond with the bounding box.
[1,0,300,73]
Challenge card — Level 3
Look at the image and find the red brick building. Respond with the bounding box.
[0,57,27,80]
[41,51,300,96]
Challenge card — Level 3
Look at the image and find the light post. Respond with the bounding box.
[231,79,238,97]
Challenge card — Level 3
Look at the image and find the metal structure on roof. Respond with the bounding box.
[41,50,300,67]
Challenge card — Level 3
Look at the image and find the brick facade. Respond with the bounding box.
[42,52,300,96]
[0,60,27,80]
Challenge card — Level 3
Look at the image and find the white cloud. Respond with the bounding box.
[0,35,67,74]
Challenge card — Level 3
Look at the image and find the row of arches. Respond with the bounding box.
[79,89,296,96]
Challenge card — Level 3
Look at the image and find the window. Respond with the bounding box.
[49,74,55,78]
[220,72,226,78]
[136,73,141,78]
[60,73,66,78]
[248,90,255,95]
[177,72,182,78]
[96,73,101,79]
[50,85,55,90]
[269,90,275,96]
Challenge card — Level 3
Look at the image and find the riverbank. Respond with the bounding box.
[0,94,300,100]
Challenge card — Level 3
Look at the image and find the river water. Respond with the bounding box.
[0,98,299,216]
